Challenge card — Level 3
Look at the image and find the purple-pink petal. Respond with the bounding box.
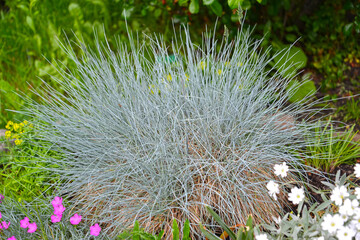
[27,222,37,233]
[51,196,63,207]
[2,221,10,229]
[20,217,29,228]
[53,204,66,215]
[7,236,16,240]
[70,213,82,225]
[51,214,62,223]
[90,223,101,236]
[0,194,4,203]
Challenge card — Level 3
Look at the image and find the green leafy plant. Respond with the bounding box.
[0,194,112,239]
[304,118,360,173]
[0,120,61,202]
[273,45,307,79]
[117,219,191,240]
[260,171,360,239]
[341,98,360,122]
[199,165,360,240]
[199,205,255,240]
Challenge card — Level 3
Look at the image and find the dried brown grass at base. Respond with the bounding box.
[72,150,300,239]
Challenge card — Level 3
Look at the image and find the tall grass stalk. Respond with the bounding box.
[21,26,331,239]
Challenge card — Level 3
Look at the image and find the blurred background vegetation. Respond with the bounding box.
[0,0,359,128]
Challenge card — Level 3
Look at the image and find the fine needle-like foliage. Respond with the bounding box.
[21,26,331,239]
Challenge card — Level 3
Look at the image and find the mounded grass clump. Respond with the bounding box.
[23,27,328,238]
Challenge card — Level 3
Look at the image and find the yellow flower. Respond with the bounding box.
[217,69,222,75]
[15,139,23,145]
[149,84,160,95]
[237,62,243,67]
[225,61,230,66]
[167,74,172,81]
[13,123,20,132]
[199,61,206,70]
[20,123,24,127]
[23,120,29,125]
[29,124,34,128]
[5,121,13,130]
[5,131,12,139]
[185,73,189,81]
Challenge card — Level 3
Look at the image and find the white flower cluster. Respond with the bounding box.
[257,163,360,240]
[266,162,305,205]
[321,184,360,240]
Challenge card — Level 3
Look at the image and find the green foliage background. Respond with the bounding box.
[0,0,359,127]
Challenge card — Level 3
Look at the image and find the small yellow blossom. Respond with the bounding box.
[185,73,189,81]
[20,123,24,127]
[29,124,34,128]
[217,69,222,75]
[167,74,172,81]
[225,61,230,66]
[15,139,23,145]
[149,85,155,95]
[23,120,29,125]
[5,131,12,139]
[200,61,206,70]
[5,121,13,130]
[149,84,160,95]
[237,62,243,67]
[13,123,20,132]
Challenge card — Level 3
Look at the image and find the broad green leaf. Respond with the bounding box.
[172,219,180,240]
[156,230,164,240]
[274,45,307,78]
[245,215,253,229]
[236,229,244,240]
[183,219,191,240]
[240,0,251,10]
[203,0,215,5]
[198,222,221,240]
[178,0,189,6]
[26,16,35,32]
[68,3,83,19]
[287,79,316,103]
[228,0,240,9]
[189,0,199,14]
[205,206,237,240]
[132,221,140,240]
[209,1,223,17]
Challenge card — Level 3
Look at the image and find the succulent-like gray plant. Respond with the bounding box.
[22,27,329,239]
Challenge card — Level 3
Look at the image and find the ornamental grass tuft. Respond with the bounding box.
[22,27,331,239]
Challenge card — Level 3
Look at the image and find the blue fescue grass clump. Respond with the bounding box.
[22,27,330,238]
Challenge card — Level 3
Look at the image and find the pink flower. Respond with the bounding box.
[0,211,2,219]
[51,214,62,223]
[2,221,10,229]
[70,213,82,225]
[53,204,66,216]
[7,236,16,240]
[20,217,29,228]
[51,196,63,207]
[90,223,101,236]
[27,222,37,233]
[0,194,4,204]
